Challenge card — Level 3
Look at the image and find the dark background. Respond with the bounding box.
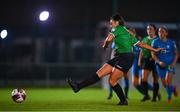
[0,0,179,26]
[0,0,179,40]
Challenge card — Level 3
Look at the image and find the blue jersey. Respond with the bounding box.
[133,45,140,59]
[132,41,141,76]
[152,38,177,65]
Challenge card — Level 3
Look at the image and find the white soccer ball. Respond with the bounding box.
[11,89,26,103]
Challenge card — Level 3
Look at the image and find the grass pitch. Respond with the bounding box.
[0,88,180,111]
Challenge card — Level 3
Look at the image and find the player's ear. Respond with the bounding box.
[165,32,168,36]
[114,21,118,25]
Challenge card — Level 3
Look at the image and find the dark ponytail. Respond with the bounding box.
[111,14,125,26]
[148,24,157,31]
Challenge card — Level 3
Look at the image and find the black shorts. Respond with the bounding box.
[142,57,157,74]
[107,52,134,73]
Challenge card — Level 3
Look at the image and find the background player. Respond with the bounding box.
[129,28,155,98]
[138,24,160,102]
[151,26,178,103]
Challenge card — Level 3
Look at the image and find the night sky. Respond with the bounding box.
[0,0,179,27]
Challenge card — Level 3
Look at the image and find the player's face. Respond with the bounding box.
[147,26,156,36]
[158,28,168,39]
[110,19,119,28]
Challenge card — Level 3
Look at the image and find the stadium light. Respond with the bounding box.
[0,29,8,39]
[39,11,49,21]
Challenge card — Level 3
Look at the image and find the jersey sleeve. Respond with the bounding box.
[131,36,139,46]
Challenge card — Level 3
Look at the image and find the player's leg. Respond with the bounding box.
[147,60,156,91]
[152,72,160,102]
[132,62,144,95]
[166,72,174,103]
[109,68,128,105]
[167,67,178,97]
[133,68,153,96]
[107,67,130,100]
[166,67,178,103]
[123,71,129,98]
[109,53,134,105]
[151,61,161,102]
[67,63,113,93]
[140,74,153,92]
[141,58,154,101]
[159,75,174,103]
[107,50,116,100]
[156,65,167,87]
[147,82,153,91]
[107,84,113,100]
[156,65,168,102]
[141,69,151,101]
[166,73,173,103]
[133,75,144,95]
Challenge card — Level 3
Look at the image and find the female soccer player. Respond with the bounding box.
[107,28,136,100]
[151,26,178,103]
[131,27,160,100]
[67,14,162,105]
[138,24,160,102]
[107,42,130,100]
[130,28,146,95]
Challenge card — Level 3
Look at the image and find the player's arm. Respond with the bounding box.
[138,50,143,67]
[151,50,166,67]
[136,42,162,52]
[127,29,136,37]
[170,50,179,67]
[151,51,160,63]
[102,34,114,49]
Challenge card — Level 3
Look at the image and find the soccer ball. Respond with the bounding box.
[11,89,26,103]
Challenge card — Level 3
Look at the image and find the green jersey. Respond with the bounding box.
[110,25,139,53]
[141,36,157,58]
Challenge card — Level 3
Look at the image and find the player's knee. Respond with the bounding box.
[141,77,147,82]
[96,71,103,78]
[162,81,167,87]
[132,81,138,86]
[108,78,117,86]
[132,76,138,86]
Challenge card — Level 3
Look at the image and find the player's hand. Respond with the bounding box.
[102,41,108,50]
[102,44,108,50]
[158,61,166,67]
[170,62,176,68]
[154,48,164,52]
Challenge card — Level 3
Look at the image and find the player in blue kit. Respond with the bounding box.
[151,26,179,103]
